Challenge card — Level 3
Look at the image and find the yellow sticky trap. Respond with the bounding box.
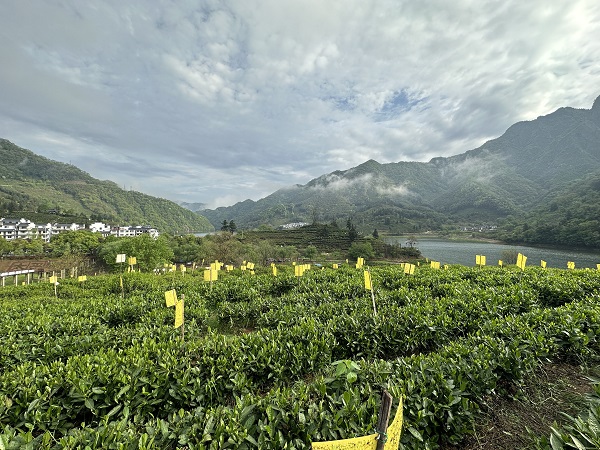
[597,264,600,271]
[333,263,338,269]
[312,399,403,449]
[49,276,58,284]
[247,262,255,270]
[165,289,177,307]
[404,264,415,275]
[541,260,547,269]
[128,256,137,266]
[272,265,277,276]
[78,275,87,282]
[364,271,372,291]
[174,300,184,328]
[204,269,218,281]
[498,260,503,267]
[567,261,575,270]
[517,253,527,271]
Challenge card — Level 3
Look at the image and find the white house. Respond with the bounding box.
[88,222,111,237]
[110,225,159,238]
[52,223,85,235]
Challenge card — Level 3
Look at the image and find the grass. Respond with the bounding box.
[442,359,600,450]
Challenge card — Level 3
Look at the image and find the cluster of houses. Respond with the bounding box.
[0,218,159,243]
[279,222,309,230]
[460,224,498,233]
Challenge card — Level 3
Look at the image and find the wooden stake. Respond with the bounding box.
[181,294,185,341]
[369,268,377,316]
[376,390,393,449]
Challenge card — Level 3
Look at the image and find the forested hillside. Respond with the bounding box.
[0,139,213,233]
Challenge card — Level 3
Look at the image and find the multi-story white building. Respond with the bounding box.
[0,218,50,242]
[51,223,85,236]
[110,225,159,238]
[0,218,159,242]
[88,222,112,237]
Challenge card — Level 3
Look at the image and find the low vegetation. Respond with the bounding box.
[1,263,600,448]
[0,225,420,266]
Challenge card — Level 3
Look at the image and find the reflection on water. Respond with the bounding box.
[386,237,600,269]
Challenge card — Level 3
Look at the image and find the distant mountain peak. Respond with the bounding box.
[592,94,600,113]
[201,93,600,234]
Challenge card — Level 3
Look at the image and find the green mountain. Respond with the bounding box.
[201,95,600,243]
[0,139,213,234]
[494,170,600,248]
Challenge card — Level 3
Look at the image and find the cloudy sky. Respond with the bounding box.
[1,1,599,209]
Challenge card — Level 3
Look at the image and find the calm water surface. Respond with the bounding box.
[386,237,600,269]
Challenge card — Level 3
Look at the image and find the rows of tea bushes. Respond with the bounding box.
[1,265,600,449]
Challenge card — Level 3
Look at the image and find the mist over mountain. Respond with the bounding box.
[201,95,600,246]
[0,139,214,234]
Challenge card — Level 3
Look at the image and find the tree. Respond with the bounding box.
[348,225,358,242]
[221,220,229,231]
[46,230,101,257]
[255,240,276,265]
[25,238,44,255]
[208,232,243,263]
[98,234,174,272]
[500,249,519,265]
[169,234,201,263]
[372,229,379,239]
[303,245,318,261]
[228,220,237,233]
[0,237,11,256]
[347,242,374,261]
[277,245,298,262]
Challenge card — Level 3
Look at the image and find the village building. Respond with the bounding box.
[0,218,159,242]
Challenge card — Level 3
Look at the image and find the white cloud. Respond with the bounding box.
[0,0,599,208]
[310,173,373,191]
[376,184,412,197]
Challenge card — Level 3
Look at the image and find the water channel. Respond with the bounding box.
[386,236,600,269]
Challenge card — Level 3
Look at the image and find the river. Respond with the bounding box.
[386,237,600,269]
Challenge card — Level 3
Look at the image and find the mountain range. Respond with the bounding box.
[0,139,213,234]
[200,95,600,247]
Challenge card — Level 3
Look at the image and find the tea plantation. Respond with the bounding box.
[1,264,600,449]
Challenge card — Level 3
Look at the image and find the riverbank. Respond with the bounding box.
[383,231,504,245]
[384,231,600,254]
[383,236,600,269]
